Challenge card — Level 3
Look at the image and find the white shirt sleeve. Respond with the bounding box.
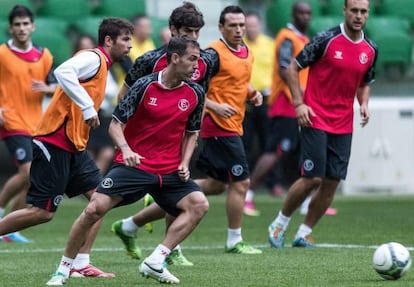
[54,51,102,120]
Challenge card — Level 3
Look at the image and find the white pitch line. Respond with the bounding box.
[1,243,413,253]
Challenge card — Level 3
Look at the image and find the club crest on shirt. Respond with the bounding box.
[359,52,368,64]
[178,99,190,111]
[334,51,343,60]
[192,69,201,81]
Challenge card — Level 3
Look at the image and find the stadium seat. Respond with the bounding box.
[378,0,414,27]
[0,20,8,44]
[34,17,69,35]
[37,0,93,24]
[309,16,342,37]
[32,31,72,66]
[150,17,169,47]
[93,0,146,19]
[266,0,322,35]
[365,17,412,78]
[323,0,346,16]
[72,16,103,41]
[0,0,34,18]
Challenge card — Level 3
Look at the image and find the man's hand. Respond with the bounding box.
[85,115,100,129]
[120,144,145,167]
[360,104,370,127]
[178,164,190,182]
[249,90,263,107]
[295,104,316,127]
[212,103,238,119]
[0,108,6,126]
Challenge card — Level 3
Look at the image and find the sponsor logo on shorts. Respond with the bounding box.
[101,178,114,188]
[280,139,291,152]
[178,99,190,111]
[15,148,26,161]
[53,195,63,206]
[231,164,243,176]
[303,159,314,171]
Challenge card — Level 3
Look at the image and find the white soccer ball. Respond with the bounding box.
[372,242,411,280]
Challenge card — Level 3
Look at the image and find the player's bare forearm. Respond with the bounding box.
[180,131,199,168]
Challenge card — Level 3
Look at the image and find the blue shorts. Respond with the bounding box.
[4,135,33,166]
[27,140,102,212]
[97,164,201,217]
[300,127,352,180]
[196,136,250,183]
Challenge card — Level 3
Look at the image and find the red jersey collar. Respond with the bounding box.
[96,46,112,68]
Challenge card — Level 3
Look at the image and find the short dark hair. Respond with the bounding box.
[166,36,200,64]
[98,17,134,46]
[8,5,33,25]
[130,13,149,26]
[169,2,204,30]
[219,5,245,25]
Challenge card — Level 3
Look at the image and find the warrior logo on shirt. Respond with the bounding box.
[359,52,368,64]
[178,99,190,111]
[149,97,158,106]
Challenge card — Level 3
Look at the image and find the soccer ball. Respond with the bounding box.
[372,242,411,280]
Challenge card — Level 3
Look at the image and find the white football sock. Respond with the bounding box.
[122,216,138,236]
[146,244,171,266]
[56,256,74,278]
[296,223,312,239]
[272,211,291,231]
[227,228,242,248]
[245,189,254,201]
[72,253,90,269]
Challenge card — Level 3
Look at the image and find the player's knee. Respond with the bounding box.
[35,208,55,223]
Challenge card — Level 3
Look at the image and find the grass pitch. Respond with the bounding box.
[0,193,413,286]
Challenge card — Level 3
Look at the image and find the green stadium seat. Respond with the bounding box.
[93,0,146,19]
[0,20,8,43]
[37,0,93,24]
[72,16,104,41]
[32,31,72,66]
[150,17,169,48]
[365,17,412,78]
[0,0,34,18]
[378,0,414,27]
[323,0,346,16]
[309,16,342,37]
[266,0,322,35]
[34,17,69,35]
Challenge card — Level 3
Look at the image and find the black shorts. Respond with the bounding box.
[27,140,102,212]
[264,116,300,155]
[87,110,113,149]
[4,135,33,166]
[97,164,201,217]
[300,127,352,180]
[196,136,249,183]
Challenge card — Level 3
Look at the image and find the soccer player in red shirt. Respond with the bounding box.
[111,2,216,266]
[49,36,208,285]
[268,0,377,248]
